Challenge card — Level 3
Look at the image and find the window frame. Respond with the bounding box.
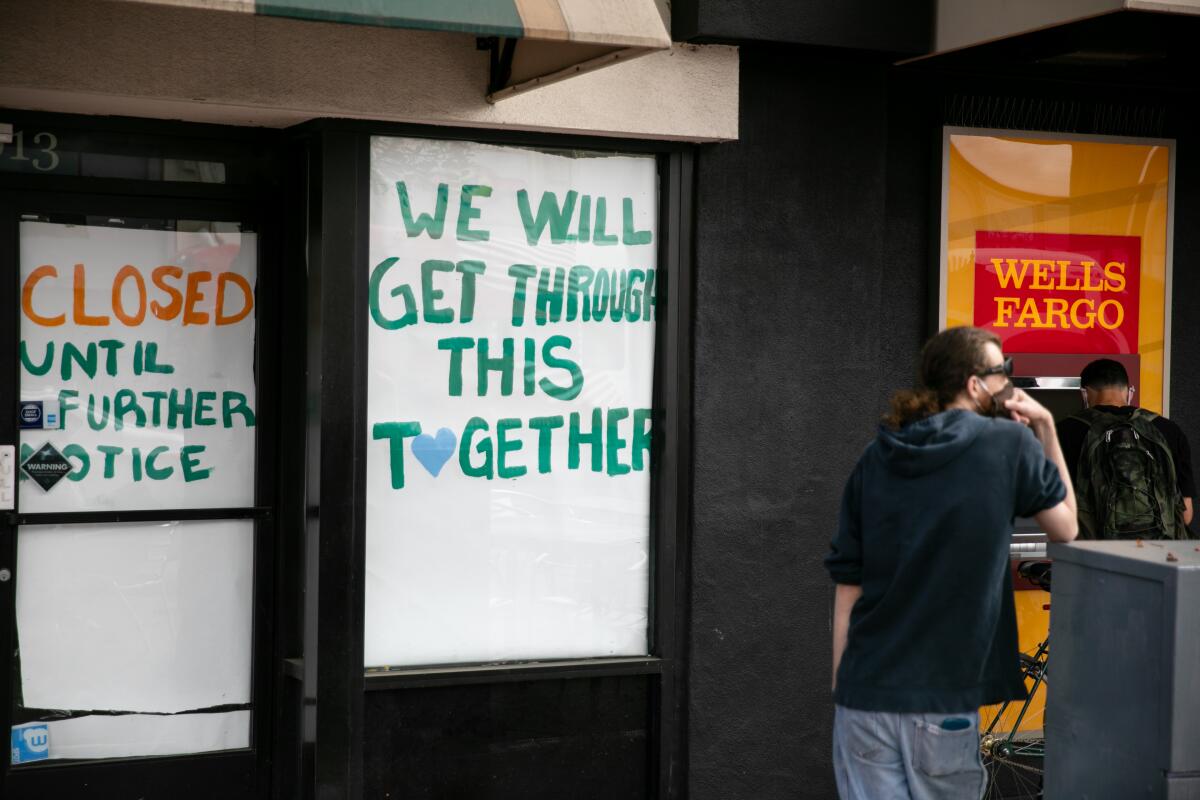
[301,120,694,799]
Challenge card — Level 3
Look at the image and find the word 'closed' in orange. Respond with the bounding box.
[22,264,254,327]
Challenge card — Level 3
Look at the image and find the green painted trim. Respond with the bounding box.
[255,0,526,38]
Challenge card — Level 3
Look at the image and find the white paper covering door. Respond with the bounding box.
[13,712,250,762]
[16,520,253,714]
[17,221,257,511]
[366,137,657,667]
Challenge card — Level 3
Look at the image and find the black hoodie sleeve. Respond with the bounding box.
[1014,427,1067,518]
[827,460,864,585]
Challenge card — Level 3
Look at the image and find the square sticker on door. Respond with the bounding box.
[11,723,50,764]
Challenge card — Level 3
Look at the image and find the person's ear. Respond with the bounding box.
[1128,386,1136,405]
[1080,388,1089,408]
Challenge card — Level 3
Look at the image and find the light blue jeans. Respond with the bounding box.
[833,705,985,800]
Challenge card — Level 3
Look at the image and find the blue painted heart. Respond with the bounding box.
[411,427,457,477]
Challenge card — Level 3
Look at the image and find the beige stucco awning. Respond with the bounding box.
[928,0,1199,56]
[116,0,672,100]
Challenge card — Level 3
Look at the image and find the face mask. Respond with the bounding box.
[974,378,1014,418]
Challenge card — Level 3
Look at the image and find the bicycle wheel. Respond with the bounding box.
[980,650,1048,799]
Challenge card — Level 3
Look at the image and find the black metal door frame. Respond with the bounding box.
[0,110,285,800]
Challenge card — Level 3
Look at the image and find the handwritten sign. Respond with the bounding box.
[18,222,258,511]
[365,137,655,667]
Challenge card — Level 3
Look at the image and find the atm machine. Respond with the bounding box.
[1008,351,1141,561]
[992,353,1142,747]
[1009,374,1081,559]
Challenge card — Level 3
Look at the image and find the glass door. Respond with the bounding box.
[1,193,273,799]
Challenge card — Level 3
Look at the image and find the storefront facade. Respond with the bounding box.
[683,3,1200,799]
[2,1,1198,799]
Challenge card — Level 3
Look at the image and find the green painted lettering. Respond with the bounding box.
[62,341,97,380]
[576,195,591,243]
[98,444,122,478]
[396,181,448,238]
[456,185,492,241]
[145,446,173,480]
[627,270,645,321]
[180,444,212,482]
[632,408,653,470]
[517,189,578,245]
[421,259,455,323]
[568,409,603,471]
[372,421,422,490]
[535,267,566,326]
[508,264,536,326]
[62,443,89,481]
[523,338,536,396]
[593,197,618,245]
[20,341,53,376]
[144,341,174,374]
[58,390,79,427]
[145,390,168,426]
[114,389,146,430]
[98,339,124,376]
[540,335,583,401]
[369,257,419,330]
[606,407,631,476]
[195,391,217,426]
[456,260,485,323]
[592,270,610,318]
[567,266,595,321]
[437,337,474,396]
[622,197,652,245]
[222,392,256,427]
[528,415,564,474]
[168,388,194,429]
[478,338,514,396]
[643,269,656,321]
[458,417,494,479]
[87,395,110,431]
[609,270,629,322]
[496,418,526,479]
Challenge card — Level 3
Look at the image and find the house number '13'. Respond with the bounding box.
[1,131,60,172]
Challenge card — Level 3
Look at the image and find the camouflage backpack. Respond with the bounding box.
[1073,407,1187,540]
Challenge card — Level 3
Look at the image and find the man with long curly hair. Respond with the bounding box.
[825,326,1077,799]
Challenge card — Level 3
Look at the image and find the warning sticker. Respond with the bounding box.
[20,443,72,492]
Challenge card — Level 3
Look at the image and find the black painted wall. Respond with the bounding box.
[1166,108,1200,479]
[686,42,1200,800]
[687,46,931,799]
[673,0,934,55]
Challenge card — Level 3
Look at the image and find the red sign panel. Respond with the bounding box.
[973,231,1140,354]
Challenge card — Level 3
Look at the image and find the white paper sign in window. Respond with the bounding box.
[366,137,657,667]
[18,221,257,511]
[16,520,253,713]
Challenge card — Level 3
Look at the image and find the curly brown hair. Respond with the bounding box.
[884,326,1001,429]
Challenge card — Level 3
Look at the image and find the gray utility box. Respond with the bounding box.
[1046,540,1200,799]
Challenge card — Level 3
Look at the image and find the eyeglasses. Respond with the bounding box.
[977,356,1013,378]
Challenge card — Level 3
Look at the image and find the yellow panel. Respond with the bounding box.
[980,590,1050,734]
[944,133,1171,412]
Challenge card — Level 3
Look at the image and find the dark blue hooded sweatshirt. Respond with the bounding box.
[827,409,1066,712]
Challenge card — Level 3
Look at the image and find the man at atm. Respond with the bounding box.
[1057,358,1195,537]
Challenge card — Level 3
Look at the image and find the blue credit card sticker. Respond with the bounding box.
[11,724,50,764]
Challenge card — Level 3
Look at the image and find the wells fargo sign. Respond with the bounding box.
[943,131,1173,413]
[973,230,1140,354]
